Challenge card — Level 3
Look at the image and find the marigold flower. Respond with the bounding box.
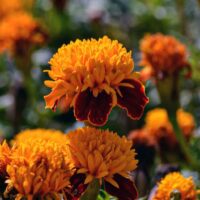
[139,33,190,80]
[13,128,66,145]
[0,0,22,18]
[177,109,195,140]
[66,127,138,199]
[153,172,197,200]
[145,108,176,147]
[44,36,148,126]
[145,108,195,143]
[6,139,73,199]
[0,12,47,55]
[128,129,156,148]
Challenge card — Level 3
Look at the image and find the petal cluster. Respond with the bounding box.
[44,36,148,126]
[0,12,47,55]
[145,108,195,143]
[66,127,138,187]
[177,109,195,139]
[153,172,197,200]
[0,0,22,18]
[0,141,11,178]
[13,128,67,145]
[6,135,73,199]
[140,33,189,80]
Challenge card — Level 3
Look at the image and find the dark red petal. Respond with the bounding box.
[105,174,138,200]
[65,173,87,200]
[117,79,149,120]
[74,89,113,126]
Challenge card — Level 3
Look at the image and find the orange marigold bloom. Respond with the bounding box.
[13,128,66,145]
[139,33,190,80]
[0,12,47,55]
[177,109,195,140]
[145,108,176,147]
[145,108,195,144]
[0,0,22,18]
[153,172,197,200]
[6,139,73,200]
[128,129,156,148]
[66,127,138,200]
[44,36,148,126]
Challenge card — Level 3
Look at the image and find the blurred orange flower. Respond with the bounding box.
[139,33,190,81]
[153,172,197,200]
[145,108,195,145]
[145,108,176,148]
[6,139,73,200]
[128,129,156,148]
[177,109,195,140]
[66,127,138,199]
[44,36,148,126]
[0,0,22,18]
[0,12,47,56]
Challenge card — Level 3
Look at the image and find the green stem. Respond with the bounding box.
[169,110,199,170]
[80,179,100,200]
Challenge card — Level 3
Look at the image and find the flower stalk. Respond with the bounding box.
[80,179,100,200]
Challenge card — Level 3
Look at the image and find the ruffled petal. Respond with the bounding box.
[105,174,138,200]
[44,80,69,111]
[74,89,113,126]
[117,79,149,120]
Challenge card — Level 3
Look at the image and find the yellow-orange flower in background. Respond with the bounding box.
[44,36,148,126]
[0,12,47,55]
[139,33,190,81]
[6,139,73,199]
[128,129,156,148]
[0,0,22,18]
[177,109,195,140]
[66,127,138,200]
[13,128,66,145]
[145,108,195,145]
[153,172,197,200]
[145,108,176,148]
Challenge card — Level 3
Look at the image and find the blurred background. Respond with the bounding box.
[0,0,200,139]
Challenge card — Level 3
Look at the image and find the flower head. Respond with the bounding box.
[13,128,66,145]
[0,0,22,18]
[6,139,73,199]
[0,12,47,55]
[177,109,195,140]
[139,33,190,80]
[44,36,148,126]
[145,108,175,146]
[153,172,197,200]
[145,108,195,143]
[128,129,156,148]
[66,127,138,199]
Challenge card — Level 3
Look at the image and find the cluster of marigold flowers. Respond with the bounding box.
[1,128,198,200]
[0,27,197,200]
[0,0,47,56]
[0,128,139,200]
